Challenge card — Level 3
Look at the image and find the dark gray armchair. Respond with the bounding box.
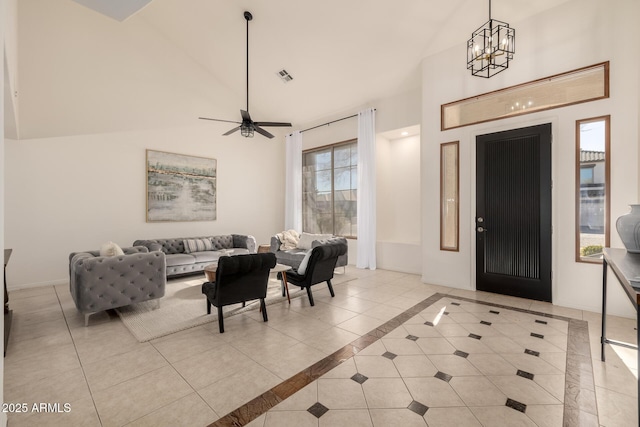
[69,246,166,326]
[201,253,277,333]
[284,242,348,306]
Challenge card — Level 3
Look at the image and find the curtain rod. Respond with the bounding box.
[288,108,376,136]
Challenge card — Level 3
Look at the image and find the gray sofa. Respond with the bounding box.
[133,234,257,278]
[69,246,166,325]
[270,235,348,269]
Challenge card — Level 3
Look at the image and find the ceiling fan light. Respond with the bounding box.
[241,124,254,138]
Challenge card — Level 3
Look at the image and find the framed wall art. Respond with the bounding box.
[146,150,217,222]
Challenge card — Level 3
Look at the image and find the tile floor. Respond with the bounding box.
[3,267,639,426]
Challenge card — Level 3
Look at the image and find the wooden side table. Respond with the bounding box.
[257,244,271,254]
[203,263,218,282]
[271,264,293,303]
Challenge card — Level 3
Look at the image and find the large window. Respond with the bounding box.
[302,140,357,237]
[576,116,610,263]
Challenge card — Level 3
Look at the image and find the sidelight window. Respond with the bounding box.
[576,116,610,263]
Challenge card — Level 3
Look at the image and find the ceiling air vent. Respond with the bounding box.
[276,69,294,83]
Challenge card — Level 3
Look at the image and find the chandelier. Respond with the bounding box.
[467,0,515,78]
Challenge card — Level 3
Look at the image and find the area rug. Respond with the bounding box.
[115,272,356,342]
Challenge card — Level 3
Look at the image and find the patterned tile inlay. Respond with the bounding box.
[209,291,597,427]
[506,398,527,413]
[434,371,453,383]
[531,332,544,339]
[454,350,469,358]
[516,370,535,380]
[407,400,429,416]
[307,402,329,418]
[406,335,419,341]
[443,311,450,315]
[535,319,548,325]
[480,320,492,326]
[451,302,461,306]
[469,333,482,340]
[351,373,369,384]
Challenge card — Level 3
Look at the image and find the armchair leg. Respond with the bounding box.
[327,280,335,298]
[260,299,268,322]
[306,287,315,306]
[206,299,211,315]
[218,306,224,333]
[84,313,91,327]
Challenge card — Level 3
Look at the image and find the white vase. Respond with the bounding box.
[616,204,640,253]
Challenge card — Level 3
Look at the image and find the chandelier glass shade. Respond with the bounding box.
[467,1,515,78]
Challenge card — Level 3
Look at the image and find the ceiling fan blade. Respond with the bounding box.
[199,117,242,125]
[223,126,241,136]
[254,125,275,139]
[240,110,252,122]
[254,121,292,127]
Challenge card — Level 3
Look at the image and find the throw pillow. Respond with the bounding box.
[183,238,214,254]
[297,249,313,275]
[100,241,125,257]
[297,232,333,250]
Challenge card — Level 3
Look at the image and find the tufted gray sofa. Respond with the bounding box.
[270,236,348,269]
[69,246,166,326]
[133,234,257,278]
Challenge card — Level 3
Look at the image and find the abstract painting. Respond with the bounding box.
[146,150,217,222]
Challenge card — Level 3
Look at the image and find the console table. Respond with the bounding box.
[601,247,640,422]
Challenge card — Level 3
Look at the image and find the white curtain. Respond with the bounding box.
[285,131,302,231]
[357,108,376,269]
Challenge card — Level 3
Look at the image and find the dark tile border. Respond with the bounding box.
[208,292,597,427]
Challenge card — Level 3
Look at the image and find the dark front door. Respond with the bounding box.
[476,123,552,302]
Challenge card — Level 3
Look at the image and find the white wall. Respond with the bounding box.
[1,0,8,422]
[377,134,421,273]
[5,125,285,288]
[421,0,640,316]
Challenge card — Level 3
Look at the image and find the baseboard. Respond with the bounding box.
[7,279,67,292]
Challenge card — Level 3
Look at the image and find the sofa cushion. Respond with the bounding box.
[210,235,234,250]
[224,248,250,256]
[165,253,196,267]
[191,251,222,263]
[183,238,214,254]
[297,233,333,250]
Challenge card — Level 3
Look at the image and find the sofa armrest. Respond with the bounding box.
[270,236,282,253]
[69,250,166,313]
[232,234,257,253]
[132,240,163,252]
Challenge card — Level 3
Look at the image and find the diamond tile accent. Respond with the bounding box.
[454,350,469,358]
[451,302,461,306]
[489,310,500,314]
[434,371,453,382]
[480,320,492,326]
[382,351,398,360]
[535,319,548,325]
[407,400,429,416]
[516,370,535,380]
[531,332,544,339]
[424,321,435,327]
[307,402,329,418]
[406,335,419,341]
[468,333,482,340]
[443,311,450,315]
[525,349,540,357]
[351,373,369,384]
[506,398,527,413]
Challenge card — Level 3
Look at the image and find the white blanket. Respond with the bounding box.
[276,229,300,250]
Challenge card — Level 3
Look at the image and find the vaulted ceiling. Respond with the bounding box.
[16,0,572,139]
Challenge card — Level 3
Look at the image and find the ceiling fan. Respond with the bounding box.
[199,11,292,139]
